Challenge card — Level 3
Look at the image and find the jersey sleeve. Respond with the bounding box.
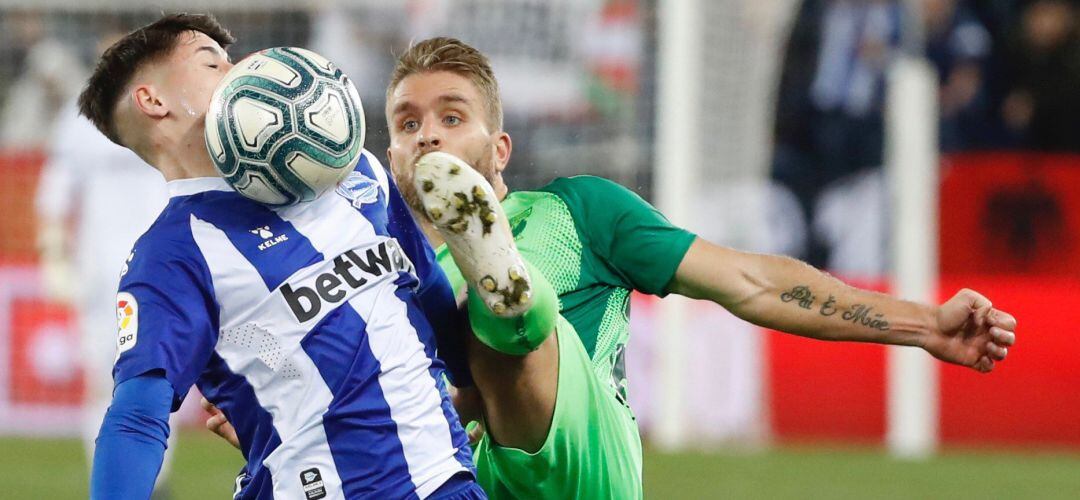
[113,237,220,411]
[542,176,697,296]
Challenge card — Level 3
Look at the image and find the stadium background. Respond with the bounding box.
[0,0,1078,497]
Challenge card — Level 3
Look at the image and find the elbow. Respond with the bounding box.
[99,405,170,448]
[722,266,774,317]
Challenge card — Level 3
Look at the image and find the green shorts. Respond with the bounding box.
[473,316,643,499]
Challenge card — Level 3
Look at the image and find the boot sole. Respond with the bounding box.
[414,151,532,317]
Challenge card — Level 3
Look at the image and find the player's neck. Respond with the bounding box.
[152,141,220,181]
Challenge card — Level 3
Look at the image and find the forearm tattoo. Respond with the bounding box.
[819,295,838,316]
[779,285,815,309]
[841,304,891,330]
[779,286,891,331]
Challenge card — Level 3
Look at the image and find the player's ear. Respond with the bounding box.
[493,131,511,174]
[131,84,168,119]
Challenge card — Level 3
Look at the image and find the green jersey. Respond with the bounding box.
[436,175,695,499]
[502,175,696,399]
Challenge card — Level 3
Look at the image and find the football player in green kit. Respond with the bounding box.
[211,37,1017,499]
[382,37,1017,499]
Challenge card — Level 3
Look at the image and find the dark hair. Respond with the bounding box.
[78,13,234,145]
[387,37,503,131]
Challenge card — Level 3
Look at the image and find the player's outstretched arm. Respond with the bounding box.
[90,372,173,499]
[667,239,1016,373]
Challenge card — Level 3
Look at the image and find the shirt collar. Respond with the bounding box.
[167,176,233,198]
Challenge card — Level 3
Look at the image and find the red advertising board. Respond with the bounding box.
[8,297,82,406]
[767,276,1080,447]
[939,152,1080,278]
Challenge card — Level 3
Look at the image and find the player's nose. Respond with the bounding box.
[416,125,442,153]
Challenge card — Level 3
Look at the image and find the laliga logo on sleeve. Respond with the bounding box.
[115,292,139,361]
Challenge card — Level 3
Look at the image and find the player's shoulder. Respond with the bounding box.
[540,175,629,196]
[355,149,392,188]
[127,197,214,268]
[120,215,215,294]
[359,148,385,170]
[538,175,650,212]
[337,149,395,208]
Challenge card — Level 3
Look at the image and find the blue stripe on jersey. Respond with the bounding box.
[300,305,418,499]
[194,191,324,290]
[197,352,282,500]
[395,287,476,472]
[352,153,389,234]
[383,170,417,243]
[383,170,440,291]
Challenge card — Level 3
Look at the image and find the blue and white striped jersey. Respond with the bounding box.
[112,150,473,499]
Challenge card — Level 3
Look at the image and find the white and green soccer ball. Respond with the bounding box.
[205,47,365,206]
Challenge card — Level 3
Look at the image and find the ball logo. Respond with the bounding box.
[115,292,139,360]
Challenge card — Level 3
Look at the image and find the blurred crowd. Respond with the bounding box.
[0,1,646,191]
[0,0,1075,275]
[772,0,1080,270]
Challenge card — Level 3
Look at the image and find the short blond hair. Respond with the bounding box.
[387,37,503,131]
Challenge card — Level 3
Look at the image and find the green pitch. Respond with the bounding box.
[643,445,1080,499]
[4,433,1079,499]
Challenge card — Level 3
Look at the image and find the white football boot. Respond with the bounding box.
[413,151,532,317]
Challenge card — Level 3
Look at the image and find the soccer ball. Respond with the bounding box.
[205,47,365,206]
